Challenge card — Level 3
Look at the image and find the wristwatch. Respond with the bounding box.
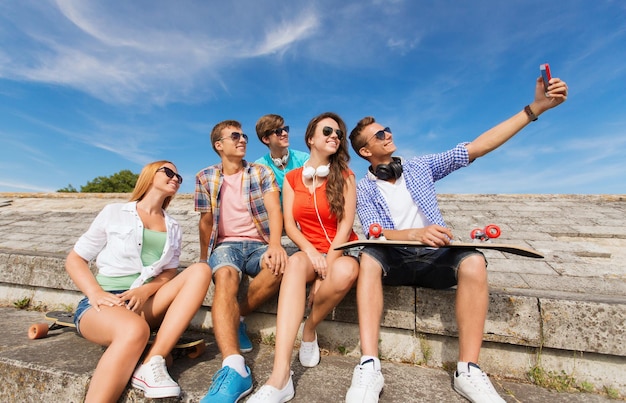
[524,105,538,121]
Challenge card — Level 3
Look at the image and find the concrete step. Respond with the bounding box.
[0,307,617,402]
[1,193,625,398]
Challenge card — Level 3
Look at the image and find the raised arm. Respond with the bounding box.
[465,77,568,161]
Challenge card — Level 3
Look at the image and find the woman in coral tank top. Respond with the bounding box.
[248,112,359,402]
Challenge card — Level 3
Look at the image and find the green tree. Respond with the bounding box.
[57,169,139,193]
[57,184,78,193]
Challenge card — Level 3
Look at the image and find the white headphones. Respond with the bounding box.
[303,161,333,246]
[271,150,290,168]
[302,164,330,179]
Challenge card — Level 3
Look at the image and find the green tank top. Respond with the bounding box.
[96,228,166,290]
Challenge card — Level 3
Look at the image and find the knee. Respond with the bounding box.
[331,261,359,291]
[120,319,151,346]
[213,266,239,289]
[187,263,213,285]
[359,254,383,278]
[458,255,488,283]
[283,253,309,278]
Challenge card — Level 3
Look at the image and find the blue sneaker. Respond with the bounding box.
[200,366,253,403]
[238,321,253,353]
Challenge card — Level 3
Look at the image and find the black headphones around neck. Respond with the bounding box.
[369,157,403,180]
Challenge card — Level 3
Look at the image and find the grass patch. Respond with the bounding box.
[13,297,31,310]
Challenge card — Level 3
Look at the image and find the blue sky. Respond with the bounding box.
[1,0,625,194]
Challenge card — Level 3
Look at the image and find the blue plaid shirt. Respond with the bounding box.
[194,160,279,252]
[356,142,471,237]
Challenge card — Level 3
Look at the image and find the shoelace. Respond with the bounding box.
[463,370,497,393]
[209,368,233,393]
[301,343,316,353]
[149,358,171,384]
[253,385,278,399]
[354,364,380,387]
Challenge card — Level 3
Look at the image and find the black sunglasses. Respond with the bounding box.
[266,126,289,136]
[220,132,248,143]
[322,126,344,140]
[157,166,183,184]
[363,127,391,147]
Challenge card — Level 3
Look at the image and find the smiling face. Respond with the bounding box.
[307,117,343,157]
[215,125,248,159]
[357,122,396,160]
[154,162,182,196]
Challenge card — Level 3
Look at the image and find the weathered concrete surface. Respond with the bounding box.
[0,307,617,402]
[0,193,625,399]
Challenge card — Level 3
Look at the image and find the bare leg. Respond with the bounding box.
[80,306,150,403]
[212,266,243,357]
[356,254,384,357]
[302,256,359,342]
[455,254,489,363]
[142,263,212,360]
[265,252,316,389]
[239,263,282,317]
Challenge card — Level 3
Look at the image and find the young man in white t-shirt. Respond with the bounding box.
[347,77,568,403]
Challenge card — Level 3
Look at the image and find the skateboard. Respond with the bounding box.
[337,224,543,258]
[28,311,206,362]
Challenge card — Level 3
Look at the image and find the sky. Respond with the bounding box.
[1,0,625,195]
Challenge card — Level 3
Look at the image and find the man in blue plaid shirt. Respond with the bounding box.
[345,77,568,403]
[195,120,288,403]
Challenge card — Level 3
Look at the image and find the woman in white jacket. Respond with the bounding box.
[66,160,212,402]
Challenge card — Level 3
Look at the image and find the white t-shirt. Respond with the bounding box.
[376,174,429,230]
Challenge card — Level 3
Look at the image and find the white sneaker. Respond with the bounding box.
[131,355,181,398]
[453,362,505,403]
[298,333,320,367]
[247,372,295,403]
[345,359,384,403]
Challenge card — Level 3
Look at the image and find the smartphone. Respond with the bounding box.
[540,63,551,90]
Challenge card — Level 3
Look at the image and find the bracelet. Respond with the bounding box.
[198,259,208,264]
[524,105,538,121]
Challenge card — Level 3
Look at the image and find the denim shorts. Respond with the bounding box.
[360,245,485,289]
[209,240,267,279]
[73,290,126,336]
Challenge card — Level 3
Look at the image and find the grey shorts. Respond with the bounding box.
[360,245,485,289]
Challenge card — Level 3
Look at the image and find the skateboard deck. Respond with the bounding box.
[335,239,543,258]
[29,311,206,361]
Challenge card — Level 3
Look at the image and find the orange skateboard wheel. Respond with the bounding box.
[28,323,49,339]
[187,342,206,359]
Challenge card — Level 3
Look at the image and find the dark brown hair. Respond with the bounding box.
[255,114,284,145]
[304,112,351,222]
[349,116,376,159]
[210,120,241,154]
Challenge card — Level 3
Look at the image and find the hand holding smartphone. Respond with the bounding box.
[540,63,551,92]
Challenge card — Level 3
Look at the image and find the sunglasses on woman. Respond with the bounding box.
[322,126,344,140]
[220,132,248,143]
[157,166,183,184]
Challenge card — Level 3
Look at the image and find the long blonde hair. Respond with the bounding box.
[129,160,176,210]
